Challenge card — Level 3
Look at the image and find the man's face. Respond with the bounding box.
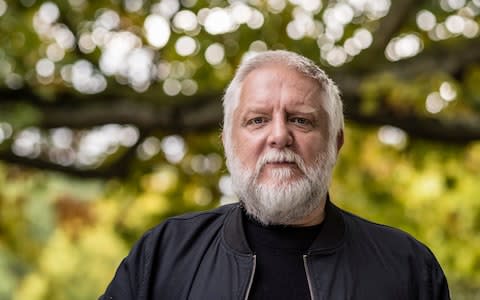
[231,64,331,186]
[225,64,337,225]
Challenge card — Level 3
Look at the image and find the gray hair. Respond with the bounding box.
[222,50,344,151]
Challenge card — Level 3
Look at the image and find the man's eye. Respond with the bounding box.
[248,117,267,125]
[290,117,311,125]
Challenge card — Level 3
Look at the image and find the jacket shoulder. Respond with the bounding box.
[337,206,450,298]
[339,208,433,256]
[143,203,239,244]
[100,204,241,299]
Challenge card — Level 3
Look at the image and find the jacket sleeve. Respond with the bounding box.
[431,261,451,299]
[425,250,451,300]
[99,231,154,300]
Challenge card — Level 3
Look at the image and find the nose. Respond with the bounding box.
[267,117,293,149]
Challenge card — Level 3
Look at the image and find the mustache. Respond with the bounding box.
[254,149,307,176]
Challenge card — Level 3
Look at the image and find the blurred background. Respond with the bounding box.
[0,0,479,299]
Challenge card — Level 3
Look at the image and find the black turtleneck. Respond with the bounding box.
[242,210,323,300]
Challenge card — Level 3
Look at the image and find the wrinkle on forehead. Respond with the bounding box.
[238,65,326,113]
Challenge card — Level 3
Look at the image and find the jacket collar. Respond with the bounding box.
[222,195,346,255]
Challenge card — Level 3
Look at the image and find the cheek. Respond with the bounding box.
[233,132,265,164]
[296,135,327,161]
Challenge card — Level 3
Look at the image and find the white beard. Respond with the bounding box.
[225,146,337,226]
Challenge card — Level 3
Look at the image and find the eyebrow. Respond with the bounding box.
[239,106,271,115]
[288,107,317,114]
[240,105,321,116]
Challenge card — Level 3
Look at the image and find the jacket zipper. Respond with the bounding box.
[244,254,256,300]
[303,254,315,300]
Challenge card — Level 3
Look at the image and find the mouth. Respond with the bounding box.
[265,161,297,167]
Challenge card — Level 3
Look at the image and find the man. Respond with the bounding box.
[101,50,450,299]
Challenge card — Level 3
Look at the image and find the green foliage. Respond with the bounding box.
[1,128,480,299]
[0,0,480,299]
[0,103,41,129]
[333,125,480,297]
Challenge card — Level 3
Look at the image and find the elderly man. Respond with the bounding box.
[101,50,450,299]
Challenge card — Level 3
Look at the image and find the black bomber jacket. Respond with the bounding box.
[100,199,450,299]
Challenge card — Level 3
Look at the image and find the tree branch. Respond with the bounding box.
[0,128,147,179]
[2,88,480,143]
[344,97,480,143]
[370,0,424,52]
[3,38,479,140]
[1,36,480,176]
[0,151,126,178]
[386,39,480,80]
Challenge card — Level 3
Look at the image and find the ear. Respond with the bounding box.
[336,129,344,154]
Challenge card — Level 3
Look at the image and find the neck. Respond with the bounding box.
[290,199,326,227]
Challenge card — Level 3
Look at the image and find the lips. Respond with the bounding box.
[256,150,303,173]
[265,161,296,166]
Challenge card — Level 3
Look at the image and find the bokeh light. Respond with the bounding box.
[12,127,42,158]
[231,2,253,24]
[71,60,107,94]
[325,46,347,66]
[439,81,457,101]
[38,2,59,24]
[46,43,65,62]
[377,125,408,149]
[204,8,236,35]
[78,33,96,54]
[50,127,73,149]
[173,10,198,32]
[385,34,423,61]
[163,78,182,96]
[267,0,287,14]
[36,58,55,78]
[75,124,139,167]
[99,31,140,75]
[205,43,225,65]
[286,8,317,40]
[0,122,13,144]
[95,10,120,31]
[127,48,154,91]
[137,136,161,160]
[5,73,23,89]
[440,0,466,11]
[246,9,264,29]
[249,40,268,52]
[175,36,198,56]
[445,15,466,34]
[52,24,76,50]
[426,91,447,114]
[181,79,198,96]
[144,14,171,48]
[124,0,143,13]
[417,10,437,31]
[462,19,479,38]
[151,0,180,19]
[0,0,7,17]
[191,153,222,174]
[161,135,186,163]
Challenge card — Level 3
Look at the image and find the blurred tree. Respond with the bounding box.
[0,0,479,299]
[0,0,479,176]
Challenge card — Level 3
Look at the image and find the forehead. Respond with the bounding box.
[238,64,326,110]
